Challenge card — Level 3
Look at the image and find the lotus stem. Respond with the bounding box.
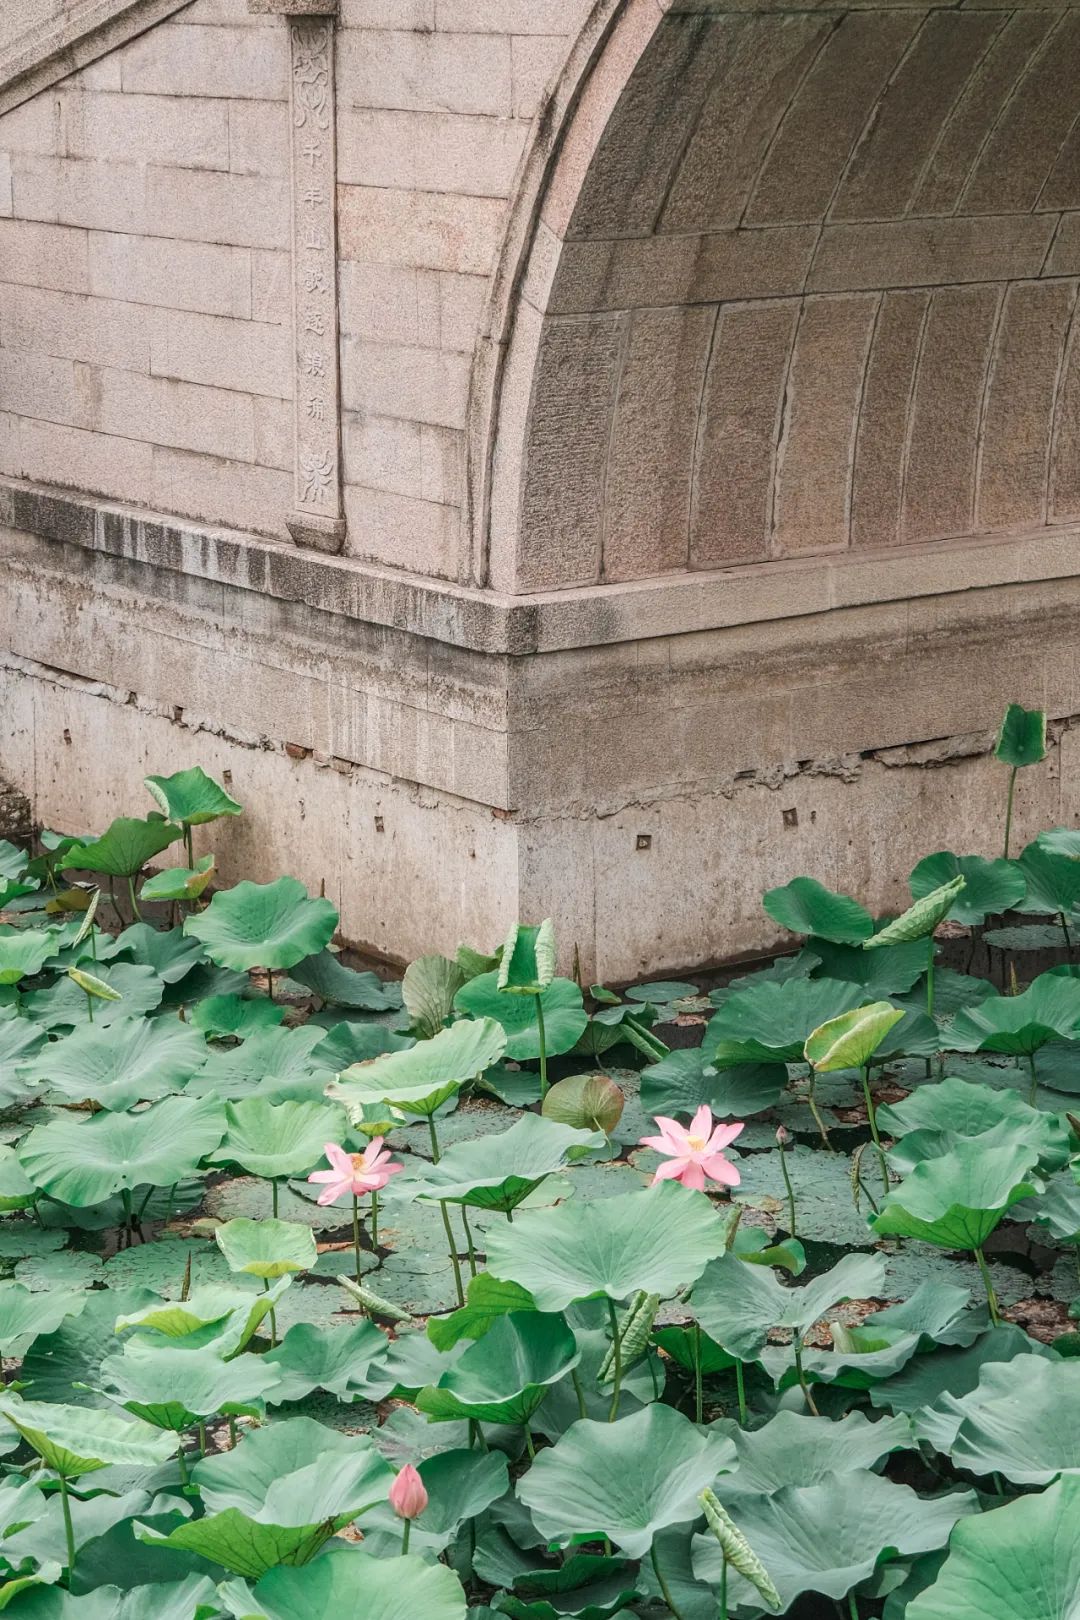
[720,1560,728,1620]
[352,1194,363,1288]
[228,1417,237,1449]
[184,824,194,868]
[734,1360,747,1426]
[439,1201,465,1307]
[650,1545,688,1620]
[263,1279,277,1348]
[197,1423,207,1458]
[58,1474,75,1579]
[523,1424,536,1459]
[85,991,94,1025]
[926,936,935,1018]
[427,1117,443,1164]
[266,969,274,1003]
[401,1519,411,1555]
[1004,765,1018,859]
[777,1134,797,1237]
[805,1071,832,1149]
[120,1187,133,1243]
[571,1368,588,1422]
[272,1179,279,1219]
[460,1205,478,1277]
[848,1593,859,1620]
[693,1323,704,1425]
[1061,912,1073,953]
[606,1297,624,1422]
[1027,1052,1039,1108]
[127,874,142,922]
[974,1246,1001,1326]
[860,1067,889,1197]
[792,1341,820,1416]
[176,1446,190,1486]
[535,993,548,1100]
[370,1188,379,1250]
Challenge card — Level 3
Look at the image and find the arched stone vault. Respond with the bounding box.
[476,0,1080,596]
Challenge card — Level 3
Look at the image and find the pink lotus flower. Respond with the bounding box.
[307,1139,403,1206]
[639,1106,744,1192]
[388,1463,428,1520]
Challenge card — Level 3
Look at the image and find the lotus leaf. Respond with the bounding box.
[706,978,868,1066]
[18,1095,225,1206]
[455,974,587,1061]
[116,1282,290,1355]
[250,1550,468,1620]
[98,1341,281,1429]
[21,1016,208,1110]
[215,1219,317,1278]
[184,878,338,973]
[710,1410,913,1500]
[518,1404,734,1558]
[413,1114,605,1212]
[865,877,966,947]
[427,1274,537,1351]
[809,936,929,994]
[909,852,1027,926]
[485,1182,739,1311]
[693,1472,976,1611]
[762,878,873,944]
[191,993,286,1037]
[104,924,205,984]
[23,964,163,1031]
[356,1449,508,1558]
[0,1397,176,1477]
[139,857,216,903]
[499,1554,639,1620]
[0,1283,85,1357]
[498,921,557,994]
[416,1311,580,1424]
[996,703,1047,768]
[289,949,402,1009]
[0,932,56,986]
[144,766,242,828]
[60,817,181,879]
[402,955,466,1038]
[540,1074,624,1134]
[871,1137,1043,1250]
[207,1097,348,1181]
[639,1051,786,1119]
[691,1251,885,1364]
[949,973,1080,1058]
[928,1354,1080,1483]
[803,1001,904,1071]
[187,1024,328,1102]
[327,1017,506,1119]
[906,1474,1080,1620]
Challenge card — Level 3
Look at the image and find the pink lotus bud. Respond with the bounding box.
[776,1126,791,1147]
[388,1463,428,1521]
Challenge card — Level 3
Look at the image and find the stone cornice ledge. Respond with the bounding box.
[0,0,191,114]
[4,479,1080,658]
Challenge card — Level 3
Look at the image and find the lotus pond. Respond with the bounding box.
[0,707,1079,1619]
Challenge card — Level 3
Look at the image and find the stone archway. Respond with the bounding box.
[475,0,1080,598]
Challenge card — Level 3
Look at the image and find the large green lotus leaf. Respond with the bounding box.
[1018,1168,1080,1242]
[518,1405,734,1559]
[0,932,56,987]
[21,1016,208,1110]
[413,1115,605,1212]
[863,1279,987,1351]
[5,1575,220,1620]
[0,1018,46,1105]
[427,1273,537,1352]
[116,1281,289,1356]
[706,978,868,1066]
[0,1397,176,1477]
[417,1311,579,1424]
[1013,841,1080,915]
[102,924,206,985]
[498,921,557,995]
[541,1074,624,1134]
[933,1354,1080,1483]
[879,1083,1069,1176]
[948,973,1080,1055]
[251,1550,467,1620]
[0,1147,38,1212]
[215,1219,316,1279]
[190,994,286,1039]
[1039,825,1080,859]
[23,964,163,1031]
[869,1323,1051,1416]
[484,1182,738,1312]
[455,974,587,1061]
[99,1341,281,1429]
[639,1051,786,1120]
[308,1021,413,1073]
[207,1098,348,1181]
[497,1554,639,1620]
[693,1472,976,1611]
[327,1017,506,1119]
[804,1001,904,1072]
[865,878,965,948]
[139,857,216,903]
[60,817,181,879]
[995,702,1047,768]
[289,950,402,1011]
[136,1417,396,1574]
[871,1137,1043,1249]
[712,1410,913,1500]
[809,937,929,995]
[184,878,338,974]
[894,968,997,1024]
[19,1287,156,1408]
[906,1474,1080,1620]
[186,1025,327,1103]
[402,955,467,1039]
[18,1095,225,1205]
[262,1320,390,1404]
[762,878,873,945]
[144,766,242,827]
[690,1251,885,1363]
[909,852,1026,926]
[0,1282,85,1356]
[359,1449,509,1557]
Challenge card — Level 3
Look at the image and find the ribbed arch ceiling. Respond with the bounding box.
[516,5,1080,592]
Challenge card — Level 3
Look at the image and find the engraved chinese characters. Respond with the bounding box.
[286,18,345,554]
